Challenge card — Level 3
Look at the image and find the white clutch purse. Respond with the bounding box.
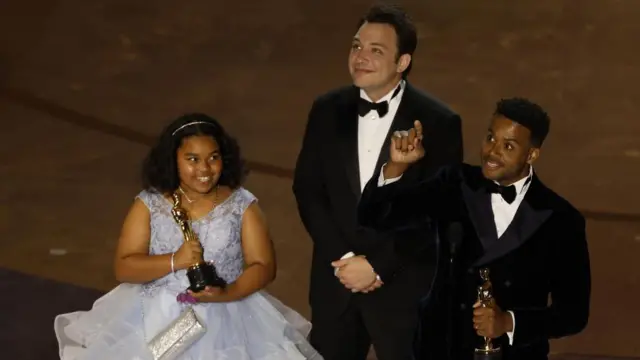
[147,306,206,360]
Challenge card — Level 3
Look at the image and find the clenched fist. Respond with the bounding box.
[173,241,204,270]
[383,120,426,179]
[390,120,425,164]
[472,300,513,339]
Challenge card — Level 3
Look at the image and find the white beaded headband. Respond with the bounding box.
[171,121,214,136]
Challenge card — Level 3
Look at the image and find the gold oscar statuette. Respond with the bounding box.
[474,268,502,360]
[171,192,226,292]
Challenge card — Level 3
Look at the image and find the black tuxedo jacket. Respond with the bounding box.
[293,83,463,317]
[358,164,591,360]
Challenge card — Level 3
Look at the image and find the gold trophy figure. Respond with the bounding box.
[474,268,502,360]
[171,192,226,292]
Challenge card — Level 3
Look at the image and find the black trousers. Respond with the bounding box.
[309,296,419,360]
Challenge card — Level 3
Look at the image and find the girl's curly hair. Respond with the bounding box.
[142,113,248,194]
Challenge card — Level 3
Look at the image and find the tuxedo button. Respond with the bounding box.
[460,303,467,310]
[467,268,474,275]
[504,280,512,287]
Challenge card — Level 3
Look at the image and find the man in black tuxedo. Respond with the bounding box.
[292,4,463,360]
[358,98,591,360]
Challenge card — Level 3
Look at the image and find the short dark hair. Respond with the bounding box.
[494,98,551,147]
[142,113,248,194]
[357,3,418,77]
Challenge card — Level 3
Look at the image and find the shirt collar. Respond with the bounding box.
[514,165,533,195]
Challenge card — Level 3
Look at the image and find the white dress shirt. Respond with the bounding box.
[377,165,535,345]
[357,80,405,191]
[491,166,533,237]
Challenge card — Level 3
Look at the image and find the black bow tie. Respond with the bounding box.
[357,98,389,117]
[357,85,402,118]
[484,175,531,204]
[485,182,517,204]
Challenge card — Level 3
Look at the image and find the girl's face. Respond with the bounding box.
[176,135,223,195]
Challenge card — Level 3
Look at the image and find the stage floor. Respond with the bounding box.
[1,0,639,358]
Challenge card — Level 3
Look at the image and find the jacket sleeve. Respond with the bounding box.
[511,212,591,345]
[362,114,464,281]
[293,98,352,263]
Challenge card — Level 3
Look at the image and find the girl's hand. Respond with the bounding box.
[173,241,204,270]
[188,286,225,303]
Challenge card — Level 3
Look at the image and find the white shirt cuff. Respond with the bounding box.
[506,310,515,345]
[334,252,355,276]
[333,252,381,282]
[377,164,402,186]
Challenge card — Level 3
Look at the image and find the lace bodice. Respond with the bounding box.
[136,187,256,297]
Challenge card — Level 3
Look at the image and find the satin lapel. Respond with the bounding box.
[461,181,498,250]
[473,176,553,267]
[338,87,361,197]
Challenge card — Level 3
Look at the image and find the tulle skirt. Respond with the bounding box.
[54,283,322,360]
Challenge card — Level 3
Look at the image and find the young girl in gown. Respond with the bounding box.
[54,113,322,360]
